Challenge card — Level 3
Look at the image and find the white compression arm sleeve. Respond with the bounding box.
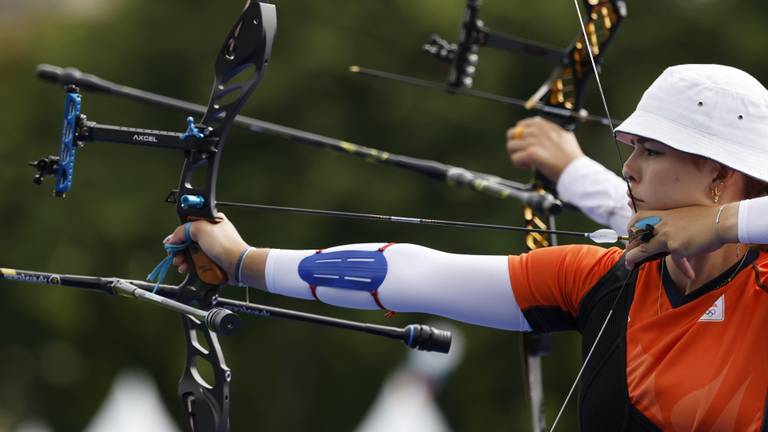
[557,156,632,235]
[265,243,532,331]
[738,197,768,244]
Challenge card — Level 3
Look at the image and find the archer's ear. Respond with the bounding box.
[711,162,737,184]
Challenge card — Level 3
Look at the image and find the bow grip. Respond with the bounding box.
[186,217,228,286]
[188,244,228,286]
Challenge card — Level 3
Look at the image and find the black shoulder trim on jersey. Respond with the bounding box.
[576,255,633,332]
[663,248,759,308]
[521,305,577,332]
[575,256,641,430]
[520,255,634,334]
[628,405,663,431]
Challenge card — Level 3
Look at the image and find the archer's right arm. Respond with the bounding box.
[506,116,631,234]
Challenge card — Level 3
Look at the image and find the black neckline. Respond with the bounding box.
[661,248,759,308]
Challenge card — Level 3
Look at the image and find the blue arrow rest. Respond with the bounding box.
[55,90,81,197]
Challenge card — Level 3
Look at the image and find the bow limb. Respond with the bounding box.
[175,2,276,288]
[421,2,629,429]
[422,2,627,425]
[547,2,635,431]
[515,2,627,431]
[173,3,276,432]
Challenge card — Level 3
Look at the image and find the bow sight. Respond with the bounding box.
[423,0,563,90]
[353,0,627,128]
[424,0,627,125]
[29,85,220,197]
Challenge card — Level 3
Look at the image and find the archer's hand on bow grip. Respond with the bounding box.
[170,216,249,285]
[186,227,229,286]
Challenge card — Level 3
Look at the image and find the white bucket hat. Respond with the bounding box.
[615,64,768,183]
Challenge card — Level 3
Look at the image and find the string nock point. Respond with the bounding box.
[627,216,661,243]
[180,195,205,209]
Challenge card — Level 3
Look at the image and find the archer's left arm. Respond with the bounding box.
[168,218,533,331]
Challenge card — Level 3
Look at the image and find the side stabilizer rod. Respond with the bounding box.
[0,267,452,353]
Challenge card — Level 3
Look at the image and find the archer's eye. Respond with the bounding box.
[645,148,662,157]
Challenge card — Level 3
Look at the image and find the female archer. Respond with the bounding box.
[166,64,768,430]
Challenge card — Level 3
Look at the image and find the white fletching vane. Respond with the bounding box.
[587,229,619,244]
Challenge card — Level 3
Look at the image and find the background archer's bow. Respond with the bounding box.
[0,1,766,431]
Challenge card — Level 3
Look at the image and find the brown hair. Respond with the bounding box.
[708,163,768,251]
[743,175,768,199]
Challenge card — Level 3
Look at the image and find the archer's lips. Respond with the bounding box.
[627,191,644,203]
[628,199,646,210]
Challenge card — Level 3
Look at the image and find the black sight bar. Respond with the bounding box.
[36,64,561,215]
